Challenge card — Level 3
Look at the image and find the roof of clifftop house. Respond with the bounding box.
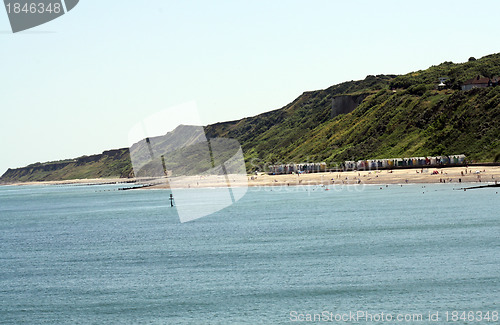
[463,76,491,85]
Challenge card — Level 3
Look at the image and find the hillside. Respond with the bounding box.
[206,53,500,169]
[0,149,132,182]
[2,53,500,182]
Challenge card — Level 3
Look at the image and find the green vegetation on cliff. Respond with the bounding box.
[1,149,132,182]
[206,53,500,169]
[2,53,500,182]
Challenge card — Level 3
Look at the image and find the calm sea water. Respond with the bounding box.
[0,183,499,324]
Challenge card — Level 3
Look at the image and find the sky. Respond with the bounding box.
[1,0,500,175]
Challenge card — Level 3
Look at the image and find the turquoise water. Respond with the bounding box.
[0,183,499,324]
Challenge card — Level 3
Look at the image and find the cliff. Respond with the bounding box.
[1,148,132,182]
[331,94,369,118]
[2,53,500,182]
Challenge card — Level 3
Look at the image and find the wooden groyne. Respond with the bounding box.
[118,183,156,191]
[458,183,500,190]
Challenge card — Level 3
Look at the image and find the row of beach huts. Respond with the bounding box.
[344,154,466,170]
[268,155,467,174]
[269,162,327,174]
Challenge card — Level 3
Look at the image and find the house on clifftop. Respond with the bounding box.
[462,75,500,91]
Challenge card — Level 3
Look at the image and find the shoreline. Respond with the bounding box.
[1,166,499,189]
[246,166,500,187]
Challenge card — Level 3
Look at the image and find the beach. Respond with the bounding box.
[2,166,499,189]
[247,166,500,187]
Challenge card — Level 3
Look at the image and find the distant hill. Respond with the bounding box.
[0,149,132,182]
[2,53,500,182]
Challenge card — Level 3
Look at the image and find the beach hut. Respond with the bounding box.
[344,161,355,170]
[359,160,368,169]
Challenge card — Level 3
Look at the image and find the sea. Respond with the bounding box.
[0,183,499,324]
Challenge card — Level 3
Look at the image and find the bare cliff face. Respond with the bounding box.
[331,94,368,118]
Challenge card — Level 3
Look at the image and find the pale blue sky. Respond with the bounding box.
[1,0,500,175]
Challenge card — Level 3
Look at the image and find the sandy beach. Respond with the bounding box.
[151,166,500,189]
[2,166,499,189]
[247,166,500,187]
[0,178,136,187]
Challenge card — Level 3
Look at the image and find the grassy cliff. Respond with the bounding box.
[207,53,500,169]
[2,53,500,182]
[0,149,132,182]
